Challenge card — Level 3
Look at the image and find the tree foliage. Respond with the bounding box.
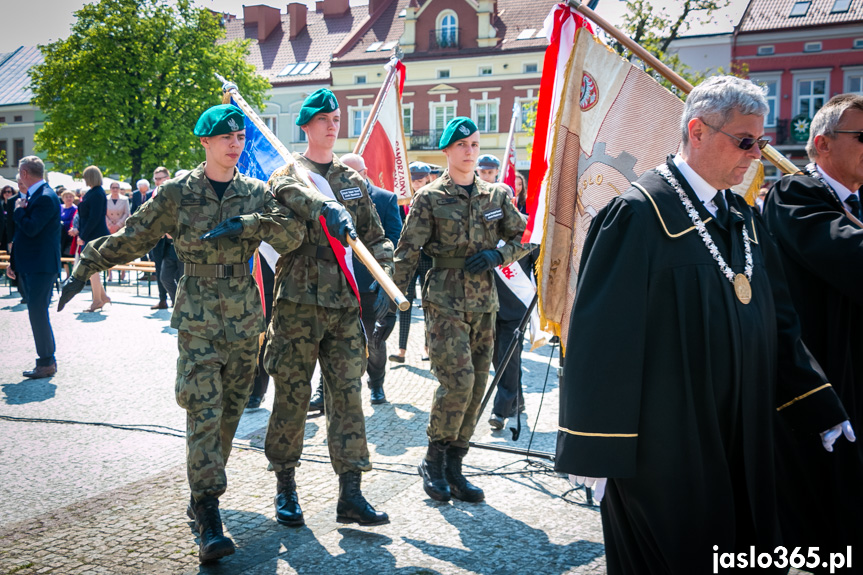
[30,0,270,180]
[612,0,731,95]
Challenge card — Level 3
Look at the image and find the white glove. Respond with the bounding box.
[820,420,856,452]
[569,474,607,503]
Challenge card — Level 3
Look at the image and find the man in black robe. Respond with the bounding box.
[555,75,854,574]
[762,93,863,572]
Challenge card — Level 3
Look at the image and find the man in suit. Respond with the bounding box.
[340,153,403,404]
[130,179,151,214]
[13,156,61,378]
[762,93,863,569]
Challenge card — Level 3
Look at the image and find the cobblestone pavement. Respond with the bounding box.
[0,280,607,575]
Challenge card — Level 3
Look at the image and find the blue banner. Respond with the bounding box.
[232,98,284,182]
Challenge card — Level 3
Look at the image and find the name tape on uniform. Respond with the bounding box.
[437,198,458,205]
[181,197,206,206]
[483,207,504,221]
[339,187,363,201]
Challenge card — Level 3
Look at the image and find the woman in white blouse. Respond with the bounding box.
[105,182,131,280]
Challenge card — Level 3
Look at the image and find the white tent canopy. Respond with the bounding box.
[0,176,16,189]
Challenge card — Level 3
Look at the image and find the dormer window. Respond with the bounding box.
[435,10,459,49]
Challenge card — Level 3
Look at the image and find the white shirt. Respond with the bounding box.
[816,164,860,213]
[673,155,722,217]
[27,179,46,199]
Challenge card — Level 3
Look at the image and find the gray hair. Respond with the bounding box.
[681,76,769,145]
[340,153,366,172]
[18,155,45,179]
[806,93,863,161]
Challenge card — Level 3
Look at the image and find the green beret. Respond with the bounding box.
[439,117,478,149]
[296,88,339,126]
[193,104,245,137]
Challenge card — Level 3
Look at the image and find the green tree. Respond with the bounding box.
[612,0,731,95]
[30,0,269,180]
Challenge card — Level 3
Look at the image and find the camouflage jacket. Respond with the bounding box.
[74,162,324,342]
[393,170,528,313]
[268,153,394,310]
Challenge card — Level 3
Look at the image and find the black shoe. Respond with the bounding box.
[151,301,168,310]
[187,494,196,521]
[388,354,405,364]
[368,381,386,405]
[193,496,235,564]
[336,471,389,525]
[418,441,451,501]
[274,468,304,527]
[444,445,485,502]
[308,386,324,412]
[23,362,57,379]
[246,395,262,410]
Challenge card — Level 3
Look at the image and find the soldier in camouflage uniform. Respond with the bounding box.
[393,117,529,503]
[262,88,393,527]
[57,105,349,564]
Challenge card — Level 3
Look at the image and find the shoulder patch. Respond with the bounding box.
[483,207,504,221]
[437,197,458,205]
[339,187,363,201]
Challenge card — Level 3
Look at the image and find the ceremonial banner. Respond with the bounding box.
[523,3,592,244]
[537,27,684,348]
[501,103,519,190]
[357,59,411,204]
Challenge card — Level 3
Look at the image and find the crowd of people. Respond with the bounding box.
[4,75,861,573]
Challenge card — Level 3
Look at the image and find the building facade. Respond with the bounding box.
[0,47,45,180]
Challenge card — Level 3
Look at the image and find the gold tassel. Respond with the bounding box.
[221,90,231,105]
[743,161,764,207]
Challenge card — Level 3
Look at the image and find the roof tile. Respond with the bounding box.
[740,0,863,32]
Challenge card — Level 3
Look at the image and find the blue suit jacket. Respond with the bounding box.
[78,185,110,243]
[13,182,61,275]
[355,181,401,293]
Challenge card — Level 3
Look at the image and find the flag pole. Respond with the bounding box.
[565,0,800,176]
[216,74,410,312]
[501,102,519,186]
[353,58,400,155]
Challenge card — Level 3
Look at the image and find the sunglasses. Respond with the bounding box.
[834,130,863,144]
[703,122,770,151]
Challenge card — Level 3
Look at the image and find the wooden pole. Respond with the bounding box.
[565,0,801,175]
[217,74,410,311]
[352,59,400,155]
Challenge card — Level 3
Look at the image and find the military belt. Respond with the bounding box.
[432,257,466,269]
[296,243,336,263]
[183,263,250,278]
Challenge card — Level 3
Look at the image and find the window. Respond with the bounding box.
[757,45,775,56]
[847,71,863,94]
[854,39,863,49]
[803,42,822,52]
[351,106,371,137]
[473,99,499,133]
[831,0,852,13]
[13,116,22,122]
[753,77,779,127]
[517,29,536,40]
[515,97,537,132]
[262,115,277,137]
[789,1,810,16]
[0,140,6,168]
[290,103,308,143]
[437,69,450,79]
[430,102,457,140]
[277,62,319,76]
[355,75,367,85]
[796,76,827,118]
[440,13,457,45]
[402,103,414,135]
[0,117,5,123]
[366,42,383,52]
[479,66,492,76]
[524,63,538,74]
[13,139,24,165]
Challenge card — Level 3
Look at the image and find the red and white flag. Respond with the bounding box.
[357,58,411,204]
[523,3,593,244]
[501,103,519,191]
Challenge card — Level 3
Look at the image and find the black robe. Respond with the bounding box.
[555,158,848,574]
[763,173,863,572]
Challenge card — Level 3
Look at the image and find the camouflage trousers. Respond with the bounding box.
[175,331,259,500]
[264,299,372,475]
[424,302,495,447]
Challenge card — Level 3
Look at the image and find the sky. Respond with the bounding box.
[1,0,747,55]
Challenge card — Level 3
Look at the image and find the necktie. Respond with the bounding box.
[846,193,863,221]
[713,190,730,229]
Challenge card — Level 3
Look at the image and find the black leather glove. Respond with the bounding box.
[322,202,357,247]
[370,313,397,349]
[465,249,503,274]
[369,280,390,322]
[200,216,245,241]
[57,277,86,312]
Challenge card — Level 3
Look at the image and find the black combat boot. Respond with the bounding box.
[444,445,485,502]
[336,471,389,525]
[308,385,324,412]
[418,441,451,501]
[193,496,235,564]
[186,494,196,520]
[368,378,386,405]
[274,468,304,527]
